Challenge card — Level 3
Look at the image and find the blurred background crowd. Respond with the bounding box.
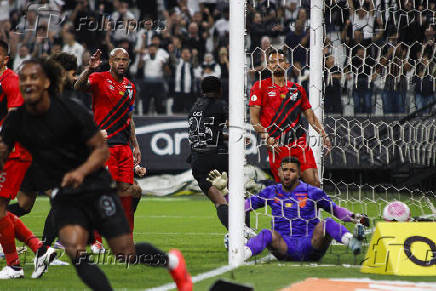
[1,0,435,116]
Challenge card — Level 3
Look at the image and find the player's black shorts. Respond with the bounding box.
[190,151,228,195]
[51,189,130,239]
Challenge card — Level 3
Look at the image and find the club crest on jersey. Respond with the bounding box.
[108,84,114,90]
[285,203,293,208]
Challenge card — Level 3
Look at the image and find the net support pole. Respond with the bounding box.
[309,0,324,180]
[228,0,246,267]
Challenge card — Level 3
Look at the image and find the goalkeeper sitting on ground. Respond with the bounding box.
[208,156,369,261]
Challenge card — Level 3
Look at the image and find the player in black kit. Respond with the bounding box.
[0,58,191,290]
[189,76,241,232]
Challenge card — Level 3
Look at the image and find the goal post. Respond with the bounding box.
[228,0,246,267]
[309,0,325,181]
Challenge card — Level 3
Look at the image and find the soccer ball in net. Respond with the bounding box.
[382,201,411,222]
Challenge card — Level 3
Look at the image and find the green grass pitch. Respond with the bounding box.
[0,196,434,290]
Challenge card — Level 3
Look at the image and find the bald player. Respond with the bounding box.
[75,48,141,252]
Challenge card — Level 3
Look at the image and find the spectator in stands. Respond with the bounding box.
[171,47,199,113]
[111,0,136,43]
[348,0,374,44]
[213,7,229,49]
[136,44,169,115]
[135,16,159,55]
[217,46,229,100]
[201,53,221,78]
[413,63,435,112]
[13,44,31,71]
[324,54,343,114]
[183,22,206,61]
[69,0,100,52]
[32,24,53,58]
[381,42,408,114]
[285,19,308,66]
[348,46,376,114]
[62,27,85,67]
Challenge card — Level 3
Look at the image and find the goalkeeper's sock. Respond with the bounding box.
[134,242,169,267]
[216,204,229,229]
[246,229,272,256]
[324,218,349,243]
[7,203,31,217]
[42,208,57,248]
[72,253,113,291]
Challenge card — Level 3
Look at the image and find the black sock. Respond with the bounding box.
[42,208,57,248]
[134,242,169,267]
[72,253,113,291]
[245,211,251,227]
[7,203,31,217]
[216,204,229,229]
[132,197,141,214]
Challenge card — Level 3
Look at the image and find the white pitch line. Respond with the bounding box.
[145,255,276,291]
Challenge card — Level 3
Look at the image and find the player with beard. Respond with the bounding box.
[75,48,141,253]
[249,49,331,187]
[0,58,192,290]
[242,157,368,262]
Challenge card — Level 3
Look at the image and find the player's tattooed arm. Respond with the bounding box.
[250,106,280,152]
[61,131,109,188]
[129,113,141,166]
[74,49,102,92]
[303,108,332,153]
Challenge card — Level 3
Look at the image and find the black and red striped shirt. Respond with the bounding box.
[88,71,135,145]
[249,77,311,144]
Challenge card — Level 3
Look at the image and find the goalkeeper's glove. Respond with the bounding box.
[244,179,264,196]
[352,213,370,227]
[206,170,228,195]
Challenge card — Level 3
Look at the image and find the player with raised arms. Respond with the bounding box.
[249,49,331,187]
[75,48,141,253]
[0,58,192,290]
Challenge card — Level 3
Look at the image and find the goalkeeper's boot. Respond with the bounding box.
[0,265,24,279]
[32,247,56,278]
[349,223,365,255]
[169,249,192,291]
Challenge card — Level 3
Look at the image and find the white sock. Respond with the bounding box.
[243,246,252,261]
[341,232,353,246]
[168,253,179,270]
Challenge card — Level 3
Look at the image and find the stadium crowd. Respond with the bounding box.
[1,0,435,117]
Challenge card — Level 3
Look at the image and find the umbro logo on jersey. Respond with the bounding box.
[267,92,276,97]
[289,92,298,101]
[108,85,114,90]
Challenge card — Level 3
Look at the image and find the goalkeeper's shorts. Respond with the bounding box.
[273,235,328,262]
[190,151,228,195]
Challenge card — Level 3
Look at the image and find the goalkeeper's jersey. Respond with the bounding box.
[248,181,337,237]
